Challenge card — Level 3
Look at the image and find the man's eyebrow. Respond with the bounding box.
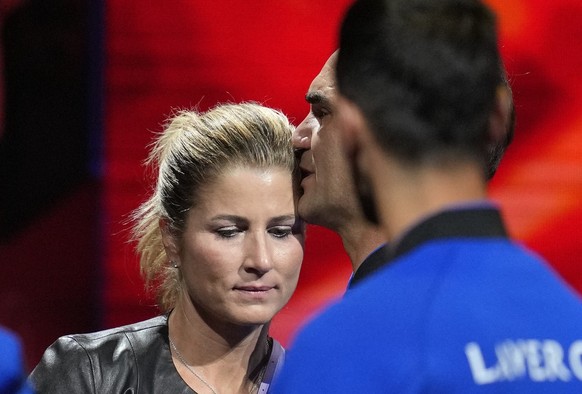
[305,91,330,106]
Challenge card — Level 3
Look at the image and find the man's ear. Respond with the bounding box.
[160,218,180,263]
[336,95,369,158]
[487,85,512,147]
[336,95,382,225]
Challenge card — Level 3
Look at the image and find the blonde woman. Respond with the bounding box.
[31,103,304,393]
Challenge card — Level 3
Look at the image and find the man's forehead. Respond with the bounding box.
[307,65,336,102]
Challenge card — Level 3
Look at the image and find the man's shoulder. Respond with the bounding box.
[278,238,582,392]
[292,236,582,347]
[0,327,21,358]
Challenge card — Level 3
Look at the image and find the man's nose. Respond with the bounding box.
[293,113,317,150]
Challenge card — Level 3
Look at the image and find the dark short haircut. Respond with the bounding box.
[337,0,503,169]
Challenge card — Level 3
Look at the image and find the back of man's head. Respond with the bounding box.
[337,0,503,170]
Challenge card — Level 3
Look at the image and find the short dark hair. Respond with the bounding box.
[337,0,503,168]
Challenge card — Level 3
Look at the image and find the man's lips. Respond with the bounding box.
[300,167,314,181]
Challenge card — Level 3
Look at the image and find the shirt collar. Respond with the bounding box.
[347,204,507,291]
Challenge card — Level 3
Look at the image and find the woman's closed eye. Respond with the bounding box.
[215,226,241,239]
[268,226,294,239]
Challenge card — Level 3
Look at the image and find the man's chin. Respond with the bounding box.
[297,193,325,225]
[297,194,343,230]
[297,195,314,222]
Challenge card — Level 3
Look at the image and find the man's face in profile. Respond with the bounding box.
[292,52,366,229]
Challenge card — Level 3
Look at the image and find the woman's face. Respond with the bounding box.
[173,166,304,327]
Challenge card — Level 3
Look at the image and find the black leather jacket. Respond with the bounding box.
[30,315,284,393]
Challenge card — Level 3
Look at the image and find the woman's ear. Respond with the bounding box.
[160,218,180,263]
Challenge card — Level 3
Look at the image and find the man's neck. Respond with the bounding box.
[373,159,488,243]
[337,221,386,272]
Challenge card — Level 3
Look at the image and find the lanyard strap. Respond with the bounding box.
[258,339,285,394]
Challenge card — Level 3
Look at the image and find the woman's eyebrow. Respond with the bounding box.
[269,214,297,223]
[210,214,246,223]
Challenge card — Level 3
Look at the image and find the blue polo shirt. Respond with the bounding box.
[274,207,582,393]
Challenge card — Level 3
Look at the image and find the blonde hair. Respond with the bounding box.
[132,102,297,311]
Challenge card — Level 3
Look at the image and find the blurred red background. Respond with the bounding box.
[1,0,581,369]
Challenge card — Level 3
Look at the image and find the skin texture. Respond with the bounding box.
[294,52,357,228]
[165,166,303,330]
[162,166,303,393]
[293,52,386,270]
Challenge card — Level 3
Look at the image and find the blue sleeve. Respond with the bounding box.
[0,328,34,394]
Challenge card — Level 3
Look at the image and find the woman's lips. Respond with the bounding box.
[235,286,273,292]
[234,286,275,300]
